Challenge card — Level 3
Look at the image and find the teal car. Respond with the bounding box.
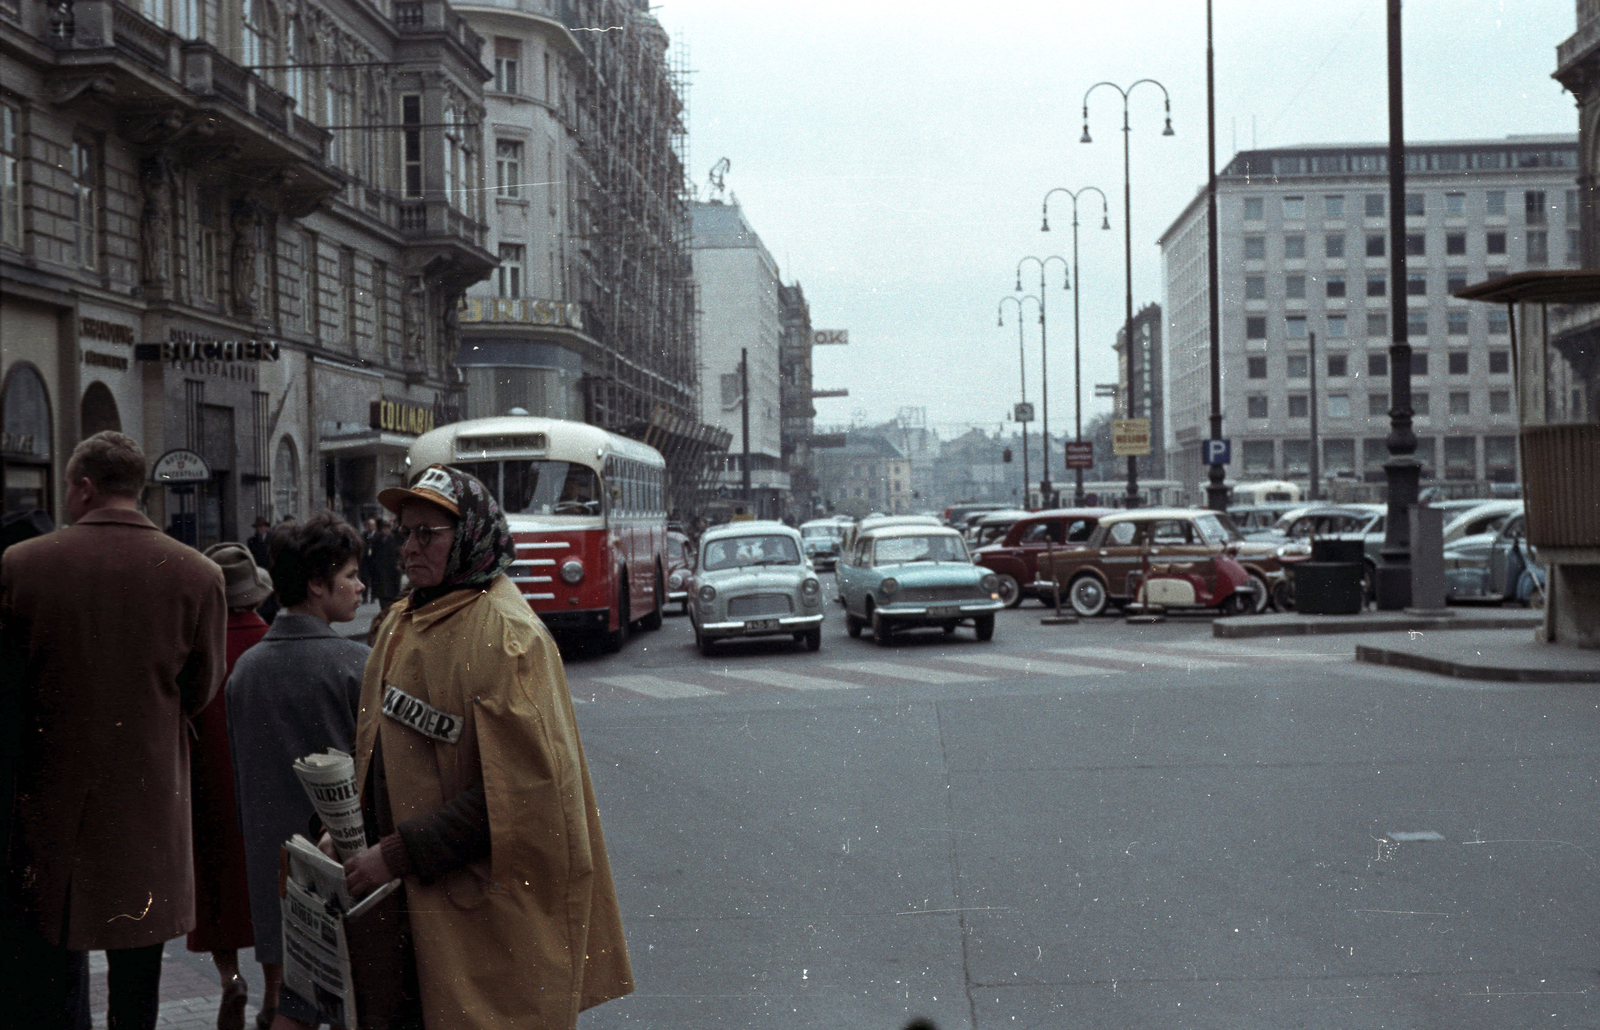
[836,524,1004,645]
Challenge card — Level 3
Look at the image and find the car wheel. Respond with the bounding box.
[872,610,894,646]
[942,622,956,636]
[1068,574,1108,618]
[994,573,1023,609]
[601,583,629,653]
[1220,591,1252,617]
[846,613,863,638]
[1272,577,1295,612]
[974,614,995,641]
[695,624,715,656]
[802,627,822,652]
[1247,571,1271,614]
[1362,561,1377,605]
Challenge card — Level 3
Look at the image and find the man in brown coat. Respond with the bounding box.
[1,431,227,1030]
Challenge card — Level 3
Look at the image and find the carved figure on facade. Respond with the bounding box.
[230,193,264,317]
[138,151,176,290]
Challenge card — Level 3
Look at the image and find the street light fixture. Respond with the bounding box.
[1015,256,1070,507]
[1082,78,1175,509]
[1041,185,1112,505]
[999,294,1042,507]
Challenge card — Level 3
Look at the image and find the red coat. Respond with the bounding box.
[186,609,269,952]
[1,508,226,950]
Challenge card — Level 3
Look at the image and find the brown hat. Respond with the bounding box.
[204,542,274,609]
[377,464,462,517]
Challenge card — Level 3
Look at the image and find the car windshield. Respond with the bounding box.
[1194,513,1243,544]
[700,534,802,570]
[873,534,968,565]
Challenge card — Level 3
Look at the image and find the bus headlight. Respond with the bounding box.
[880,577,899,596]
[560,559,585,584]
[698,584,717,603]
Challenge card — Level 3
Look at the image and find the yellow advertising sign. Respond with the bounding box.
[1111,418,1152,456]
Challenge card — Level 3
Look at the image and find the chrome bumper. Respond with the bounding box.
[701,612,826,634]
[878,598,1005,618]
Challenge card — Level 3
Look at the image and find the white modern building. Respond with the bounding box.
[1160,134,1580,500]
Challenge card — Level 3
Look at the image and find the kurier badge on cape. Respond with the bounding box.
[382,684,464,744]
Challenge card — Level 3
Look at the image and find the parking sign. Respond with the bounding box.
[1203,438,1231,465]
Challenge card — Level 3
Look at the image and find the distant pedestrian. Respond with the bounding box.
[249,517,282,624]
[360,517,379,603]
[1,431,227,1030]
[367,516,402,612]
[226,512,369,1029]
[189,543,275,1030]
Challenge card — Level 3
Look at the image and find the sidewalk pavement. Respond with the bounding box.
[1213,607,1600,683]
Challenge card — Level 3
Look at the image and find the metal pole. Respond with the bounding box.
[1375,0,1419,610]
[1122,95,1139,509]
[740,347,752,510]
[1072,200,1086,506]
[1039,271,1053,508]
[1018,309,1030,504]
[1204,0,1229,512]
[1308,331,1320,501]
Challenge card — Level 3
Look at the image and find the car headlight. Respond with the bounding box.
[801,578,821,602]
[698,584,717,603]
[880,577,899,596]
[981,573,999,594]
[668,570,687,589]
[560,559,585,584]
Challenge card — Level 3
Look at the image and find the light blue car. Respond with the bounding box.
[835,525,1004,645]
[689,521,826,655]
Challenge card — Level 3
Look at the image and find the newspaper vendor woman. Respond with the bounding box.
[300,464,632,1030]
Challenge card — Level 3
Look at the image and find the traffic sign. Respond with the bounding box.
[1013,402,1035,423]
[1203,438,1232,465]
[1111,418,1151,457]
[1063,441,1094,469]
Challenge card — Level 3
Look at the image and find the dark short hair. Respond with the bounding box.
[270,511,363,607]
[66,431,145,498]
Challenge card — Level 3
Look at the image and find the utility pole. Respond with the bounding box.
[1307,331,1320,501]
[740,347,752,511]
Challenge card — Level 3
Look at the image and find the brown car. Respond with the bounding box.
[973,508,1113,608]
[1040,507,1289,617]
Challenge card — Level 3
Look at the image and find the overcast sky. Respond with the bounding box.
[652,1,1577,441]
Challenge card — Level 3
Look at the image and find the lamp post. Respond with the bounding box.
[1041,186,1111,506]
[1203,0,1229,512]
[998,294,1041,506]
[1082,78,1174,510]
[1016,255,1070,507]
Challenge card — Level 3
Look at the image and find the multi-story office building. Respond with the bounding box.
[1,0,494,538]
[1160,135,1579,499]
[778,281,817,517]
[1113,301,1165,482]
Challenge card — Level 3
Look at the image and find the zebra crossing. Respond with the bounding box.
[576,638,1340,702]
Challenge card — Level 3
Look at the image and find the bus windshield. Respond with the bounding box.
[456,460,602,516]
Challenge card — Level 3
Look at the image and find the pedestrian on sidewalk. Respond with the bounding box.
[367,517,402,613]
[1,431,228,1030]
[226,513,369,1030]
[360,518,378,604]
[299,464,632,1029]
[189,543,275,1030]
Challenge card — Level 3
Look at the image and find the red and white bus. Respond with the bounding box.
[406,415,668,651]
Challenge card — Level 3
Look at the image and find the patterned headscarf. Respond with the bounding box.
[406,465,516,609]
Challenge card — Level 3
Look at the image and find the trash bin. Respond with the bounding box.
[1296,538,1364,614]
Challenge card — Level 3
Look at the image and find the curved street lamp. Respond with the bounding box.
[1042,186,1112,505]
[1082,78,1174,509]
[999,294,1042,505]
[1015,255,1070,507]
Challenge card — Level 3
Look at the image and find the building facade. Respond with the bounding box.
[812,429,911,517]
[1113,301,1165,484]
[1159,136,1579,500]
[777,281,818,519]
[1,0,494,540]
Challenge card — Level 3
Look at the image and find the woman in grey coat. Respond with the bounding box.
[227,512,370,1030]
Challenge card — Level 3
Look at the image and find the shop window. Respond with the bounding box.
[274,437,299,520]
[80,382,120,436]
[2,364,53,516]
[1444,436,1476,479]
[1242,440,1274,473]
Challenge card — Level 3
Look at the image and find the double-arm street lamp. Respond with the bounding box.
[1015,255,1070,507]
[1041,186,1111,506]
[1082,78,1174,509]
[998,294,1042,506]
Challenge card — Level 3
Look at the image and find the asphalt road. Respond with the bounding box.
[565,591,1600,1030]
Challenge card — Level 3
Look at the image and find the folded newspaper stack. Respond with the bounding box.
[283,749,400,1029]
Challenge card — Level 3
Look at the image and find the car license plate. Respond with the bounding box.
[929,605,961,618]
[745,618,779,631]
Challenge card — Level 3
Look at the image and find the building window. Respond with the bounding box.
[1366,234,1386,257]
[72,139,98,271]
[1444,436,1476,478]
[1525,189,1547,225]
[1415,437,1436,477]
[1367,312,1387,337]
[1324,438,1356,474]
[1490,389,1511,414]
[1325,233,1344,258]
[495,139,523,197]
[1527,230,1548,264]
[1367,274,1387,297]
[1327,314,1347,339]
[494,37,521,94]
[1247,355,1268,378]
[1286,316,1307,339]
[1485,435,1516,478]
[1445,192,1465,217]
[195,188,221,302]
[1326,275,1345,298]
[497,243,524,297]
[1368,392,1389,417]
[1324,195,1344,219]
[1408,311,1428,339]
[1447,311,1469,337]
[1244,236,1265,260]
[1486,231,1506,255]
[1328,353,1348,378]
[1486,190,1506,216]
[1365,193,1385,217]
[1283,196,1304,220]
[1405,192,1424,217]
[1245,275,1265,300]
[1288,394,1309,418]
[1286,275,1305,299]
[1488,309,1509,334]
[1447,269,1467,293]
[1405,233,1426,256]
[1284,235,1305,259]
[1368,352,1388,376]
[1246,316,1266,340]
[1414,392,1430,416]
[1569,229,1581,265]
[1411,351,1428,376]
[1287,353,1308,378]
[1449,391,1471,416]
[402,95,422,198]
[1446,232,1466,255]
[1283,439,1310,473]
[1,103,19,250]
[1407,273,1427,296]
[1247,394,1269,418]
[1489,350,1510,374]
[1243,196,1263,220]
[1328,395,1351,419]
[1243,440,1274,473]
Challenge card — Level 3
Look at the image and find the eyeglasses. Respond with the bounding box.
[396,524,455,548]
